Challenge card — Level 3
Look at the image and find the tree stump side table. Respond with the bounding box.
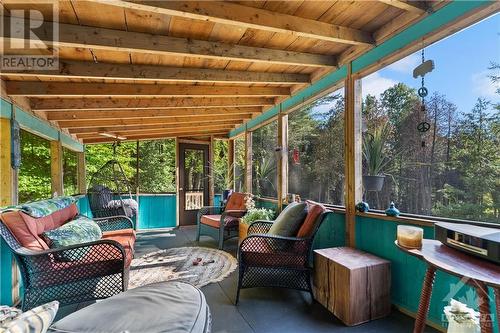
[313,247,391,326]
[396,239,500,333]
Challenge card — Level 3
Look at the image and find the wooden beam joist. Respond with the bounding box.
[31,97,275,111]
[3,60,310,85]
[69,122,236,135]
[6,82,290,97]
[77,126,234,139]
[378,0,428,14]
[3,17,337,67]
[58,114,250,129]
[98,0,374,46]
[83,130,229,144]
[46,107,262,121]
[70,122,236,135]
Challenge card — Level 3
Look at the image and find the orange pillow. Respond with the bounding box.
[296,200,326,238]
[225,192,246,211]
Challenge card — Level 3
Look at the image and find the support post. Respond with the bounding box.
[175,138,180,226]
[344,62,363,248]
[244,130,252,194]
[50,139,64,196]
[0,118,13,207]
[228,139,235,189]
[76,151,86,194]
[277,113,288,212]
[209,135,215,206]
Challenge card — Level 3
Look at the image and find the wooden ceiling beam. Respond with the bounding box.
[31,97,275,111]
[58,114,250,128]
[4,17,337,67]
[77,126,235,139]
[46,107,262,121]
[97,0,374,46]
[69,122,236,135]
[377,0,429,14]
[83,131,229,144]
[6,82,290,97]
[3,60,310,85]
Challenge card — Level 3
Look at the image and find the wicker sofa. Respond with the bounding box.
[0,198,135,310]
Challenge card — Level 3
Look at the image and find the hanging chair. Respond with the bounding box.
[87,159,138,219]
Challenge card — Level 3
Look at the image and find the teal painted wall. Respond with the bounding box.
[137,195,176,229]
[0,240,13,305]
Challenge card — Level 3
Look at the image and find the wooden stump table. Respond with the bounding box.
[313,247,391,326]
[396,239,500,333]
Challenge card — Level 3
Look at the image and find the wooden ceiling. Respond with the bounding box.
[1,0,442,144]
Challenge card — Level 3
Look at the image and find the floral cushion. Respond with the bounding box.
[42,216,102,261]
[0,301,59,333]
[1,196,76,218]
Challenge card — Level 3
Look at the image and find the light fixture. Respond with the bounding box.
[99,132,127,140]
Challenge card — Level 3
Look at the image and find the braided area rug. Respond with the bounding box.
[128,247,237,289]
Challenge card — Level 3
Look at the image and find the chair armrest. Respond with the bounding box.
[197,206,223,221]
[247,220,274,234]
[93,215,134,232]
[222,209,246,219]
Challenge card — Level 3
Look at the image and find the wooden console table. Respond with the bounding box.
[396,239,500,333]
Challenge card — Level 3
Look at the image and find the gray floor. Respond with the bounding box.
[57,226,439,333]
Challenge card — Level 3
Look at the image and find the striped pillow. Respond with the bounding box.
[0,301,59,333]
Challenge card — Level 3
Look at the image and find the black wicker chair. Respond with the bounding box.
[0,215,133,310]
[236,208,332,305]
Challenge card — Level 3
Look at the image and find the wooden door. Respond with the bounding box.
[178,143,210,226]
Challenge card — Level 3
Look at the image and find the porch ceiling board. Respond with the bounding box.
[57,114,250,129]
[46,107,262,121]
[83,131,229,144]
[2,60,310,85]
[30,97,276,112]
[93,0,375,46]
[76,126,235,139]
[378,0,429,14]
[69,122,237,135]
[3,17,338,68]
[5,82,290,97]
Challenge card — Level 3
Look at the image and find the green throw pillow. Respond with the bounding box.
[42,216,102,261]
[268,202,307,237]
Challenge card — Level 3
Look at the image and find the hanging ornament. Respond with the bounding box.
[412,47,435,147]
[292,147,300,165]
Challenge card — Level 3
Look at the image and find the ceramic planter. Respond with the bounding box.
[363,175,385,191]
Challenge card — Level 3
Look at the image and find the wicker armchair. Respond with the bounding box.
[236,207,332,304]
[196,192,247,250]
[0,215,133,310]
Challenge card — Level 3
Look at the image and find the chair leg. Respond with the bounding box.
[235,265,244,305]
[218,224,225,250]
[196,223,201,242]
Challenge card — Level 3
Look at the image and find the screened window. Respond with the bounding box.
[18,130,51,202]
[252,121,278,198]
[360,14,499,223]
[138,139,176,193]
[212,140,228,194]
[63,147,78,195]
[234,137,245,192]
[288,90,345,205]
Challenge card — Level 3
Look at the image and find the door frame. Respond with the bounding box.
[177,141,211,226]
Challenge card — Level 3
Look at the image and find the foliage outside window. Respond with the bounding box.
[288,90,345,204]
[18,130,51,202]
[252,121,278,198]
[63,147,78,195]
[234,137,245,192]
[138,139,176,193]
[360,16,499,223]
[211,140,229,194]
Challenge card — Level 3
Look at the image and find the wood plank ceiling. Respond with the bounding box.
[1,0,440,144]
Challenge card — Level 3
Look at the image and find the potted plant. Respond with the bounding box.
[362,123,392,192]
[239,194,274,241]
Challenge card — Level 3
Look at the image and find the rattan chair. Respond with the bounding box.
[0,215,133,310]
[236,208,332,305]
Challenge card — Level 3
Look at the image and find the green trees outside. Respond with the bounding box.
[252,120,278,198]
[63,148,78,195]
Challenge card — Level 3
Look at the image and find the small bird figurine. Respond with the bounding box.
[385,202,400,217]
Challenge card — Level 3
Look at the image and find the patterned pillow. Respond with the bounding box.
[1,196,76,218]
[42,216,102,261]
[0,301,58,333]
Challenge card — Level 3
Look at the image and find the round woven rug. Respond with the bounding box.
[128,247,237,289]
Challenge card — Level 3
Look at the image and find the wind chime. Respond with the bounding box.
[412,47,435,147]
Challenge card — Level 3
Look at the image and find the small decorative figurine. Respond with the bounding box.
[385,202,400,217]
[356,201,370,213]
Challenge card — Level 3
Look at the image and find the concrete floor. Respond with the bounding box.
[57,226,440,333]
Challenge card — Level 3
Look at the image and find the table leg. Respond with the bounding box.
[476,281,493,333]
[414,266,436,333]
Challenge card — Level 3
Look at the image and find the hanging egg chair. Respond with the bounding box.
[87,159,138,218]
